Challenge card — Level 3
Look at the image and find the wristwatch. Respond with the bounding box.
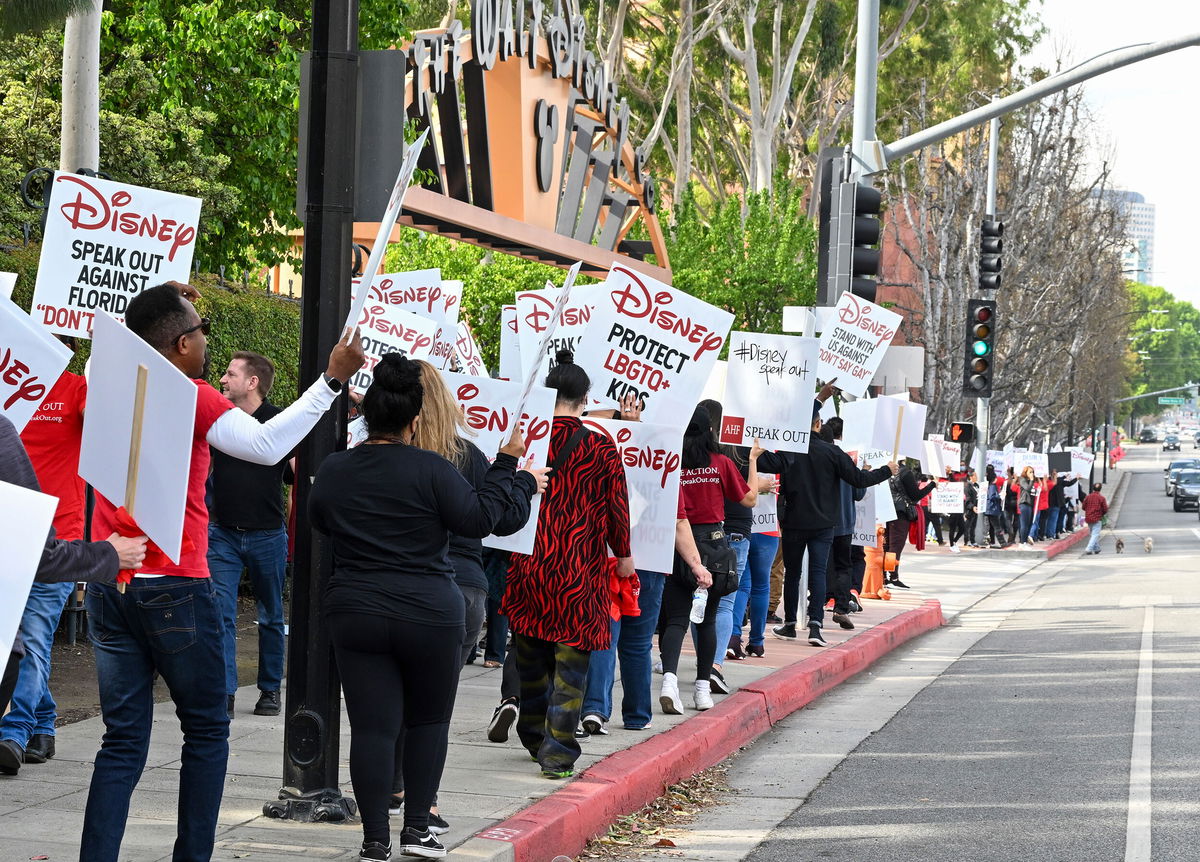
[322,373,344,393]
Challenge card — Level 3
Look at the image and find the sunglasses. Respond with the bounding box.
[175,317,211,342]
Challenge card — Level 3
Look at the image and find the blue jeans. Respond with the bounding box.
[207,524,288,695]
[746,535,778,647]
[581,570,665,729]
[711,537,750,663]
[1086,521,1102,552]
[1018,503,1034,542]
[81,578,228,862]
[781,528,835,627]
[0,581,72,746]
[1043,507,1060,540]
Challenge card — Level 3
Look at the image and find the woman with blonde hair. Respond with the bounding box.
[1013,465,1038,545]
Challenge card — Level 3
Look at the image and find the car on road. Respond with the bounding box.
[1139,428,1157,443]
[1164,459,1200,496]
[1164,434,1181,452]
[1176,470,1200,511]
[1194,432,1200,449]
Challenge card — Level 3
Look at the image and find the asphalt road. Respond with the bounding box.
[666,445,1200,862]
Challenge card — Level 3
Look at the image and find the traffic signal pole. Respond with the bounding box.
[850,0,880,180]
[976,110,999,546]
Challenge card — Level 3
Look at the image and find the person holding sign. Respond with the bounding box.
[1013,465,1038,544]
[81,283,365,862]
[309,353,544,861]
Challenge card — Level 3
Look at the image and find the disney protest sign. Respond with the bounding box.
[349,303,438,394]
[0,293,73,431]
[455,321,488,376]
[351,270,461,371]
[31,175,201,339]
[574,265,733,427]
[515,274,598,380]
[499,305,521,380]
[931,482,965,514]
[816,292,902,397]
[719,331,820,453]
[581,417,683,574]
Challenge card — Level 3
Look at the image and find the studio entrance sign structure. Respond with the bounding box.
[297,1,670,282]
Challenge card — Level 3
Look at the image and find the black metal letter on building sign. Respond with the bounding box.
[535,100,560,193]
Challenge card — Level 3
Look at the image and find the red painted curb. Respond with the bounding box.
[479,598,943,862]
[1045,526,1089,560]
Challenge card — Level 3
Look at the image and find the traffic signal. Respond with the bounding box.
[963,299,997,397]
[850,184,882,302]
[948,421,976,444]
[979,219,1003,290]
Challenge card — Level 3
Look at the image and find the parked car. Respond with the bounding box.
[1176,470,1200,511]
[1164,459,1200,495]
[1193,432,1200,450]
[1164,434,1181,452]
[1139,428,1157,443]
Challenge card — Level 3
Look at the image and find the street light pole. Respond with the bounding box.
[851,0,880,180]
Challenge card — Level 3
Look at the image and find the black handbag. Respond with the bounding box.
[679,526,740,597]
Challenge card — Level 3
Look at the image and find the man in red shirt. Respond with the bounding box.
[80,283,364,862]
[1082,483,1109,554]
[0,364,87,775]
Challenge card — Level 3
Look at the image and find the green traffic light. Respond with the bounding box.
[972,340,990,357]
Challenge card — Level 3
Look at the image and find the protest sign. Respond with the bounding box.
[1069,448,1095,480]
[751,490,778,534]
[0,479,59,657]
[347,416,368,449]
[718,331,820,453]
[499,305,521,380]
[840,396,926,461]
[0,272,16,300]
[441,371,555,555]
[987,449,1006,474]
[0,293,73,431]
[580,417,683,574]
[433,280,465,370]
[701,360,727,403]
[1013,451,1049,477]
[80,312,196,563]
[931,482,965,514]
[350,269,461,371]
[515,264,593,379]
[815,292,903,397]
[31,175,202,339]
[573,265,733,427]
[455,321,488,377]
[857,448,897,524]
[349,303,438,393]
[852,488,878,548]
[343,129,429,333]
[1048,452,1074,474]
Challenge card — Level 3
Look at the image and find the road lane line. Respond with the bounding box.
[1125,604,1154,862]
[1192,528,1200,542]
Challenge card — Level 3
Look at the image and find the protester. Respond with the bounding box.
[759,385,898,645]
[502,350,633,779]
[0,363,87,774]
[81,282,364,862]
[965,469,980,547]
[208,351,294,719]
[1003,467,1018,539]
[1014,465,1037,544]
[659,404,757,712]
[0,415,147,752]
[1082,483,1109,554]
[821,417,865,628]
[1046,472,1078,540]
[984,465,1009,548]
[882,462,933,589]
[310,353,543,861]
[943,466,970,553]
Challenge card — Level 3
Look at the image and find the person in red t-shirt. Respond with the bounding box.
[659,404,757,714]
[0,367,88,772]
[80,282,364,862]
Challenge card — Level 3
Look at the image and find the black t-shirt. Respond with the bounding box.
[722,446,753,537]
[208,400,293,530]
[309,443,529,627]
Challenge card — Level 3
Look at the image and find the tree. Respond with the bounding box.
[0,0,91,36]
[1125,283,1200,417]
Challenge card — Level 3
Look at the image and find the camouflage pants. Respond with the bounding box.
[514,633,590,771]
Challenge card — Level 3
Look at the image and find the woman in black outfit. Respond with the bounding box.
[883,463,935,589]
[309,354,545,861]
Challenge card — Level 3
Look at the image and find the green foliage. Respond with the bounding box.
[1126,282,1200,416]
[0,0,91,38]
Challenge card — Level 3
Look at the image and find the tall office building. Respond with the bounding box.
[1095,189,1155,284]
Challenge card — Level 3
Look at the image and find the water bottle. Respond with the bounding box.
[689,588,708,624]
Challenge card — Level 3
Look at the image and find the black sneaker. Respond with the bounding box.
[574,723,589,739]
[831,612,854,630]
[889,577,910,589]
[398,827,445,858]
[766,613,783,624]
[848,598,862,613]
[427,811,450,835]
[708,667,730,694]
[772,623,797,640]
[487,700,518,743]
[359,840,392,861]
[388,794,404,816]
[254,690,281,716]
[807,624,827,648]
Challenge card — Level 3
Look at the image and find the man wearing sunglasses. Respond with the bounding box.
[81,281,364,862]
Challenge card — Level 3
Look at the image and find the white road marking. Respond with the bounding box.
[1191,528,1200,542]
[1125,604,1154,862]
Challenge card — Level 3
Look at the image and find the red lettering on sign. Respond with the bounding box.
[55,175,196,262]
[0,348,47,410]
[837,293,896,348]
[609,269,724,360]
[369,278,443,315]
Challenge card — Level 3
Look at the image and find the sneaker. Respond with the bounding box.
[359,840,392,861]
[807,624,827,648]
[726,636,746,660]
[653,657,663,674]
[889,577,910,589]
[660,672,683,715]
[745,643,765,657]
[398,826,446,858]
[831,612,854,630]
[541,767,575,780]
[574,724,589,739]
[487,700,518,743]
[388,794,404,816]
[766,613,783,624]
[227,694,236,719]
[708,667,730,694]
[772,623,797,640]
[949,545,961,554]
[427,812,450,835]
[622,722,652,731]
[824,598,835,610]
[693,680,714,710]
[848,598,862,613]
[254,690,281,716]
[581,714,608,735]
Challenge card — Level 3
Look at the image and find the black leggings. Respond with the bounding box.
[659,569,721,681]
[329,613,462,843]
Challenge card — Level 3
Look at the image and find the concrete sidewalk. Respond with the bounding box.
[0,534,1090,862]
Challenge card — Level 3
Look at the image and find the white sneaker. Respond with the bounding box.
[581,714,608,735]
[659,672,683,715]
[949,545,960,554]
[653,657,663,674]
[693,680,714,711]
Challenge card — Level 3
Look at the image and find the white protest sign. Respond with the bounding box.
[0,479,59,657]
[0,293,73,431]
[347,416,368,448]
[455,321,488,377]
[581,417,682,574]
[751,490,778,534]
[840,397,926,462]
[343,128,429,334]
[857,448,897,524]
[939,440,963,472]
[350,269,461,372]
[499,305,521,380]
[852,487,878,548]
[719,331,819,453]
[573,265,733,427]
[440,371,555,555]
[31,175,201,339]
[350,304,438,393]
[815,292,902,397]
[931,482,965,514]
[433,280,465,370]
[701,360,727,403]
[987,449,1007,474]
[1069,448,1096,479]
[515,264,592,379]
[80,312,196,563]
[1014,451,1050,477]
[0,272,16,300]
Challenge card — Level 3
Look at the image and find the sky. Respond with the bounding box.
[1022,1,1200,307]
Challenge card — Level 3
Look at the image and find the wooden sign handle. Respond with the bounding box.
[892,404,905,463]
[118,363,149,594]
